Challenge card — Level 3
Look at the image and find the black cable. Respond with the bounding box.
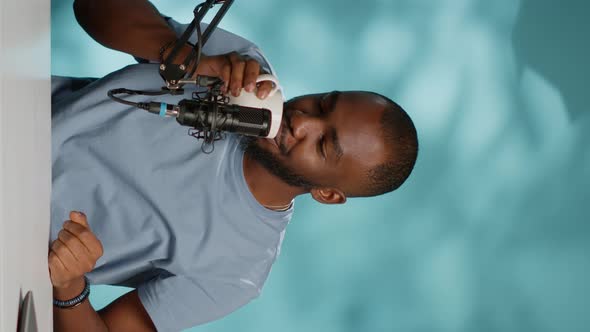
[107,88,168,109]
[187,21,203,79]
[183,3,204,80]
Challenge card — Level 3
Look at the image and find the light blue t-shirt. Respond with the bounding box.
[50,23,291,331]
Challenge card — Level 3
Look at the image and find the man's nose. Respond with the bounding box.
[291,111,325,140]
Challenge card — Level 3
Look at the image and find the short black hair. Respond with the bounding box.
[354,93,418,197]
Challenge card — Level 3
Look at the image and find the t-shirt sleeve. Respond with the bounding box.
[137,274,260,331]
[51,76,98,104]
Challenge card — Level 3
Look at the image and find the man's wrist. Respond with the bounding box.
[53,276,86,301]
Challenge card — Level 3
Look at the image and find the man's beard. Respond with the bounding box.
[240,136,317,190]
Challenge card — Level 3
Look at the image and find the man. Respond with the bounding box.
[49,1,419,331]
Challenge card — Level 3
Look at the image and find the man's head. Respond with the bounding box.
[242,90,418,204]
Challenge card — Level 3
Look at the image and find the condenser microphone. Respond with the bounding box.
[106,0,286,151]
[143,100,273,138]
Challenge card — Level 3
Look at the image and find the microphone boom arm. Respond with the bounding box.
[159,0,234,91]
[107,0,275,153]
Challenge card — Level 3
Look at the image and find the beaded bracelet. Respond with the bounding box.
[53,276,90,309]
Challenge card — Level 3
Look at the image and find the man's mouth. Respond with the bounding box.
[269,109,293,152]
[273,115,287,149]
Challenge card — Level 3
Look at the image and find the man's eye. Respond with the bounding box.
[318,136,326,159]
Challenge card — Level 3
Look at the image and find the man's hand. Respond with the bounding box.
[49,211,103,296]
[197,52,274,99]
[49,211,154,331]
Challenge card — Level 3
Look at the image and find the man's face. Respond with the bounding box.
[243,91,389,196]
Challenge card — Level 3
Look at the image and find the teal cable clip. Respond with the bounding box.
[159,103,168,117]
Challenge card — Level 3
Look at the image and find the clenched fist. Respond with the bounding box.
[48,211,103,290]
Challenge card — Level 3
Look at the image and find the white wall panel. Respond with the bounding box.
[0,0,52,330]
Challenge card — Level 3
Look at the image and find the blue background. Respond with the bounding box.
[51,0,590,331]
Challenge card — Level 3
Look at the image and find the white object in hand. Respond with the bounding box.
[228,74,284,139]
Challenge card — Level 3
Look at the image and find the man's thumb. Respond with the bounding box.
[69,211,89,228]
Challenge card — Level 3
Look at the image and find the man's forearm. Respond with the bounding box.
[53,277,108,332]
[73,0,178,61]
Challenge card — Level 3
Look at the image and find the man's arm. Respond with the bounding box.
[74,0,274,97]
[54,288,156,332]
[73,0,177,61]
[50,211,156,331]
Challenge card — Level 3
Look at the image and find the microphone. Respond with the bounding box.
[142,99,274,138]
[107,0,284,151]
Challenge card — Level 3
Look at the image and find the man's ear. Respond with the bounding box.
[310,188,347,205]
